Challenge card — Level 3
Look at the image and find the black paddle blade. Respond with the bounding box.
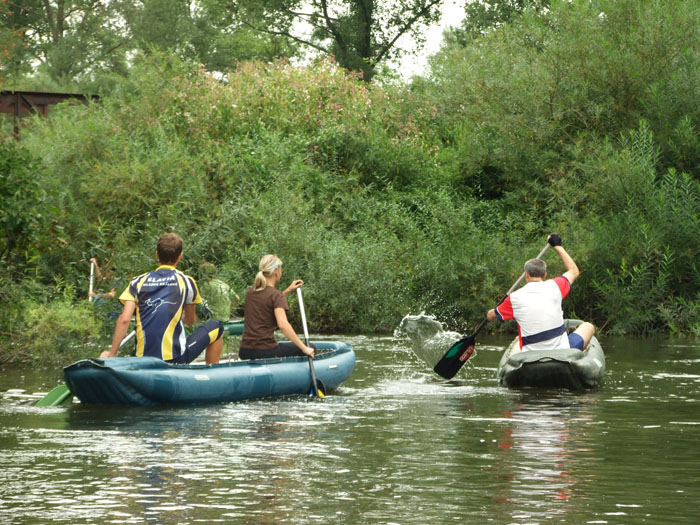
[309,379,326,398]
[433,336,477,379]
[307,356,326,398]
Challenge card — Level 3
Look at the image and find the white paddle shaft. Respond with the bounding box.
[296,288,310,344]
[88,261,95,302]
[119,330,136,348]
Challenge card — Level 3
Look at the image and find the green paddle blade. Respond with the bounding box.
[222,319,244,336]
[35,384,73,406]
[433,336,476,379]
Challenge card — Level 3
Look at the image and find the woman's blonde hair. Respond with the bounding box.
[254,254,282,291]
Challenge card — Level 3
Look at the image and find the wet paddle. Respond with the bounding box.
[296,287,325,398]
[35,329,137,406]
[35,383,74,406]
[433,242,552,379]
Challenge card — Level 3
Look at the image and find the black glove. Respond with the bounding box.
[548,234,562,247]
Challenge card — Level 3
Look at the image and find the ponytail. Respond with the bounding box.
[253,271,267,291]
[253,254,282,291]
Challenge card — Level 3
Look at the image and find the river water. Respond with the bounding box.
[1,327,699,524]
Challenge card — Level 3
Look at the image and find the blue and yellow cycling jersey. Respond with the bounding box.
[119,265,202,361]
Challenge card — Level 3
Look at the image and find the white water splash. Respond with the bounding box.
[394,313,463,369]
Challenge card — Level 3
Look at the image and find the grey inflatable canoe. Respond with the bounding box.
[496,320,605,390]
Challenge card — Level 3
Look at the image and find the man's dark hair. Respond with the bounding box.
[157,232,183,264]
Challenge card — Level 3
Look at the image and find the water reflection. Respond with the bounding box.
[59,403,337,523]
[487,393,599,523]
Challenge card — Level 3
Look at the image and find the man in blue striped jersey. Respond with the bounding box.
[100,232,223,363]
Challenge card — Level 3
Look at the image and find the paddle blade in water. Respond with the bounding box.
[35,384,73,406]
[310,380,326,398]
[309,377,326,398]
[433,336,476,379]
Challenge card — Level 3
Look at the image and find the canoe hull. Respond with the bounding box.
[496,322,605,390]
[64,341,355,406]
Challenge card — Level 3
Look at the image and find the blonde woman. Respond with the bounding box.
[239,254,315,360]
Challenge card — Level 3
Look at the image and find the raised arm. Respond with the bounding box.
[89,257,104,281]
[548,234,579,283]
[282,279,304,297]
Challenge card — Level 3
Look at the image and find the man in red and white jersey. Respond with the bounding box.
[486,234,595,352]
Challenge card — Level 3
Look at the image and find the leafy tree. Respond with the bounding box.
[0,2,29,82]
[116,0,298,71]
[444,0,550,47]
[0,0,128,85]
[0,0,299,88]
[229,0,444,81]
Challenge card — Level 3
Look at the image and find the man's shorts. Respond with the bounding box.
[173,320,223,364]
[568,332,584,350]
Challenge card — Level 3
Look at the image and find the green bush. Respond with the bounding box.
[561,123,700,334]
[9,290,102,364]
[0,140,53,272]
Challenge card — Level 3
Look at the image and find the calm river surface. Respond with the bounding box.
[1,333,699,524]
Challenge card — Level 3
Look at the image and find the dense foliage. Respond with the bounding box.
[2,0,700,362]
